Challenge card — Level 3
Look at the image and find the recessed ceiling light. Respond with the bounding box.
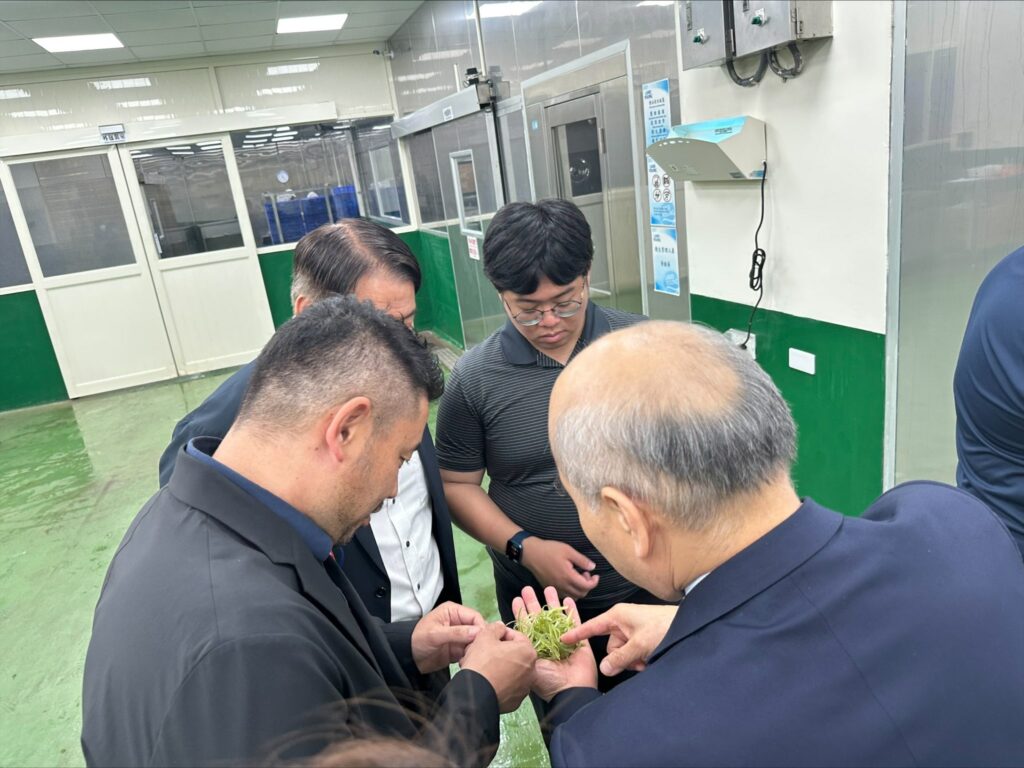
[636,1,674,5]
[0,88,31,100]
[471,1,541,20]
[166,145,193,150]
[34,33,123,53]
[10,108,67,118]
[90,77,151,90]
[256,85,306,96]
[277,14,348,34]
[266,62,320,76]
[274,126,292,132]
[130,153,153,158]
[415,49,469,62]
[116,98,164,108]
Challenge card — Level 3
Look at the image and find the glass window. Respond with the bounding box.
[130,142,244,258]
[11,155,135,278]
[450,150,482,236]
[352,118,409,226]
[407,130,445,225]
[0,183,31,288]
[232,122,361,247]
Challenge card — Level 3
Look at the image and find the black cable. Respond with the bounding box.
[769,43,804,81]
[741,160,768,350]
[726,53,769,88]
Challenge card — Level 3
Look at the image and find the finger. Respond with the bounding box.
[563,567,599,596]
[561,611,617,645]
[543,585,561,610]
[477,621,506,642]
[564,546,596,572]
[511,596,526,622]
[449,603,487,628]
[563,597,583,629]
[438,624,482,646]
[599,641,640,677]
[521,586,543,615]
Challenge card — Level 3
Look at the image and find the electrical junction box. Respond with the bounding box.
[647,116,766,182]
[732,0,832,59]
[681,0,731,70]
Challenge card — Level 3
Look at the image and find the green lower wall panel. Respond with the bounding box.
[257,249,295,329]
[0,291,67,411]
[690,294,885,516]
[256,233,465,350]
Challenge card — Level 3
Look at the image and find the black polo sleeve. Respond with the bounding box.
[435,362,487,473]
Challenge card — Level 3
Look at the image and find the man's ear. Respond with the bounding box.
[293,294,312,316]
[600,486,655,559]
[324,396,373,464]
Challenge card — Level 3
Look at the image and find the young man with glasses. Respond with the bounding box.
[435,199,670,710]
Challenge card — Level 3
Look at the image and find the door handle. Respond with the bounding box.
[152,231,163,256]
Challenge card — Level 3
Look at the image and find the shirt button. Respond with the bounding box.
[375,587,387,598]
[416,583,420,590]
[405,541,410,548]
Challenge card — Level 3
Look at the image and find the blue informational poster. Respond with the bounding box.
[643,78,680,295]
[652,226,681,297]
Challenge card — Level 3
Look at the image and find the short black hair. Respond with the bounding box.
[482,199,593,294]
[291,219,421,304]
[238,295,444,431]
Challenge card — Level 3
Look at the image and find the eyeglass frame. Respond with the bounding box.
[502,277,589,327]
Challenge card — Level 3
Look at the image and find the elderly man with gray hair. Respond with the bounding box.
[513,321,1024,767]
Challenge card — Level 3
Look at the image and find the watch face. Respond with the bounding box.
[506,539,521,561]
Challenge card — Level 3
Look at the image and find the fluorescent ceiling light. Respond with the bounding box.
[274,126,292,132]
[416,49,469,62]
[130,153,153,158]
[271,135,297,142]
[116,98,164,108]
[136,114,175,121]
[256,86,306,96]
[91,77,151,90]
[10,108,67,118]
[637,1,675,5]
[395,72,437,82]
[0,88,31,100]
[198,140,221,146]
[46,122,88,131]
[34,33,123,53]
[170,150,194,155]
[277,14,347,34]
[166,145,192,150]
[372,125,390,130]
[472,1,542,20]
[267,62,320,76]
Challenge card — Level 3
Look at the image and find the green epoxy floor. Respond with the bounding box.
[0,372,548,768]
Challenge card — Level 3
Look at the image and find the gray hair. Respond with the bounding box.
[553,323,796,530]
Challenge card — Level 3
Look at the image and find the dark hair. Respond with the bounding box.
[482,199,594,294]
[238,295,444,431]
[291,219,421,305]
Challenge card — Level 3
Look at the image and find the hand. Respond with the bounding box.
[460,622,537,713]
[512,586,597,702]
[411,602,486,674]
[561,603,679,677]
[520,538,600,600]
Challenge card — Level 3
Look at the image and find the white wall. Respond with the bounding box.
[680,0,893,334]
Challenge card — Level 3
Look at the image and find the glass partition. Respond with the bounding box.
[352,118,409,226]
[0,183,31,287]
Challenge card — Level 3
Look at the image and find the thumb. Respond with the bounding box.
[438,624,482,645]
[563,545,596,572]
[599,641,639,677]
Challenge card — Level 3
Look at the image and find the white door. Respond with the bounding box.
[1,148,178,398]
[117,135,274,376]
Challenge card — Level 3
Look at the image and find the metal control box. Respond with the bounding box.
[731,0,832,59]
[647,116,767,182]
[680,1,731,71]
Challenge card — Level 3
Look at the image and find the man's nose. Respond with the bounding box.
[538,309,560,328]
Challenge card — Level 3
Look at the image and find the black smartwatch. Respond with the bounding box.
[505,530,534,563]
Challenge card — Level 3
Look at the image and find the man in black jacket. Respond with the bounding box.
[83,297,536,767]
[159,219,460,626]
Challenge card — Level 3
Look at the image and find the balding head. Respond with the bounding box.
[550,322,796,531]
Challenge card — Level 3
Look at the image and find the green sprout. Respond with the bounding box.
[514,606,581,661]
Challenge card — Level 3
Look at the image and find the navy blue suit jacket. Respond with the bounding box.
[158,362,461,621]
[548,482,1024,767]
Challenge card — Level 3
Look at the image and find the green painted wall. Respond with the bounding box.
[257,249,295,329]
[690,294,885,516]
[256,233,465,350]
[0,290,67,411]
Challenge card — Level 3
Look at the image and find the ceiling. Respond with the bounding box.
[0,0,423,74]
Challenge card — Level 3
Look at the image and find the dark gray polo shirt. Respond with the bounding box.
[436,301,646,608]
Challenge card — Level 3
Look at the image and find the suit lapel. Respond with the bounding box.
[649,500,844,662]
[351,525,387,578]
[417,427,460,601]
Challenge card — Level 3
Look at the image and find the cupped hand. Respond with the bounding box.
[411,601,486,674]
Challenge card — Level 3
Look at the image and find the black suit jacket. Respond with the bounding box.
[158,361,462,620]
[82,450,498,767]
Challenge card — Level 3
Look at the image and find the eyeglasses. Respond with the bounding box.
[505,281,587,327]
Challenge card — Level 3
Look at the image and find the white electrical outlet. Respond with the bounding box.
[725,328,756,359]
[789,348,816,375]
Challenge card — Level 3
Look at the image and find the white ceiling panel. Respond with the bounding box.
[104,9,199,32]
[118,26,202,46]
[193,3,278,25]
[0,1,95,21]
[200,20,276,40]
[130,41,206,58]
[53,48,137,65]
[90,1,192,11]
[0,52,63,70]
[202,35,275,53]
[0,0,422,73]
[7,16,112,37]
